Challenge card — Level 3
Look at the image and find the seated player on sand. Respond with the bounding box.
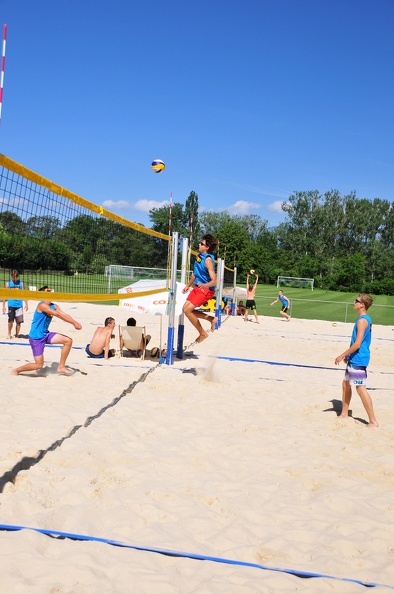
[86,317,116,359]
[119,317,151,356]
[237,300,246,316]
[182,234,218,344]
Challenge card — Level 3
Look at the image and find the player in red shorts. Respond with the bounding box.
[182,234,218,344]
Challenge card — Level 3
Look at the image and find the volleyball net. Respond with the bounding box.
[0,154,170,302]
[0,154,235,312]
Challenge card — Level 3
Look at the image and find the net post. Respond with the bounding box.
[231,266,237,315]
[215,258,223,329]
[165,232,178,365]
[0,24,7,125]
[176,237,188,359]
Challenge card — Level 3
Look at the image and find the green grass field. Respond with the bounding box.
[11,271,394,326]
[253,285,394,326]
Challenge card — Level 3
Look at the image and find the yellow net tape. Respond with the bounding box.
[0,287,167,302]
[0,153,170,242]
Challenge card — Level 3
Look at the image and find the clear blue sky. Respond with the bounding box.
[1,0,393,229]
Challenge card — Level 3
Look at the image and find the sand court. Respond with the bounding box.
[0,302,393,592]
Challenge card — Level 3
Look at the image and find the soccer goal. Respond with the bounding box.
[277,276,314,290]
[105,265,182,293]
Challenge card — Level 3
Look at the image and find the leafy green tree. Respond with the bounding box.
[184,191,201,250]
[27,216,61,239]
[0,211,27,235]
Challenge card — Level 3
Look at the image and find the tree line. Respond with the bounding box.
[1,189,393,295]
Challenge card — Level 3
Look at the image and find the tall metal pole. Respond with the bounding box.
[0,24,7,125]
[215,258,223,329]
[165,232,178,365]
[232,266,237,315]
[176,237,188,358]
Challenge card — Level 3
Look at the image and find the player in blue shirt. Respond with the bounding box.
[2,269,29,338]
[334,294,378,427]
[12,286,82,376]
[183,234,218,344]
[270,290,291,321]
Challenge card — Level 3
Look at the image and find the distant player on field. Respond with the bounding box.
[271,289,291,321]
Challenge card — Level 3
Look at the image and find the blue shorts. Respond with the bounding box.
[85,344,114,358]
[29,332,57,357]
[344,364,368,386]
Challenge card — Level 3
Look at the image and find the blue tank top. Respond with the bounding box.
[279,294,288,307]
[7,279,23,308]
[29,302,56,339]
[193,253,216,291]
[348,314,372,367]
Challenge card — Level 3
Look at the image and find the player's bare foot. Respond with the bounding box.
[11,369,19,376]
[196,331,209,344]
[367,421,379,428]
[210,317,218,332]
[338,414,349,419]
[57,367,74,376]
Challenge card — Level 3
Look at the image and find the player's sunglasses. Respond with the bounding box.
[354,298,362,303]
[199,241,207,247]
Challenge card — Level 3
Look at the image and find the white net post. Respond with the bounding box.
[231,266,237,315]
[176,237,188,359]
[165,232,178,365]
[215,258,224,329]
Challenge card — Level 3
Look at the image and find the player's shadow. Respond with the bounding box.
[33,363,87,377]
[323,399,344,415]
[324,399,368,425]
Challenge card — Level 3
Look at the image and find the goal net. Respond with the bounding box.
[277,276,314,290]
[105,265,183,293]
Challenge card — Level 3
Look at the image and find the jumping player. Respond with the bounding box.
[182,234,218,344]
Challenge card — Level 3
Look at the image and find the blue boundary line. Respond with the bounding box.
[0,524,391,589]
[4,342,393,375]
[214,355,339,371]
[0,341,85,349]
[213,355,394,374]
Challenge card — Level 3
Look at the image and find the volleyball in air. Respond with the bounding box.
[250,269,255,275]
[151,159,165,173]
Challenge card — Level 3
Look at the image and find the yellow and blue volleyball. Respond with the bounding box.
[250,269,255,275]
[151,159,165,173]
[150,346,160,358]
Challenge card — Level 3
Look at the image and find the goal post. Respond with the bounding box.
[277,276,314,290]
[105,265,182,293]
